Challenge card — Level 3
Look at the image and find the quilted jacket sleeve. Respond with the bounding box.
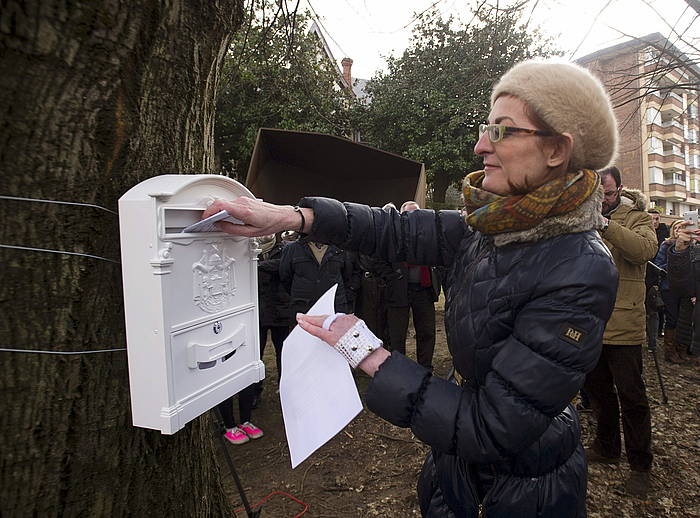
[667,245,692,297]
[365,245,617,463]
[298,197,467,266]
[604,210,657,265]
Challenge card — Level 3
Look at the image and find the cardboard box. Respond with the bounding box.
[245,128,426,208]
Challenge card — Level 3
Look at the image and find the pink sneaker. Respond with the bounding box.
[240,421,264,439]
[224,427,250,445]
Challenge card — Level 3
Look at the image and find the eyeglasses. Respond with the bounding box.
[603,186,621,198]
[479,123,553,143]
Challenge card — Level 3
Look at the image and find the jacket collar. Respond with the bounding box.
[607,188,647,218]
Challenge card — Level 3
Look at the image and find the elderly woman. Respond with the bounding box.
[205,60,618,517]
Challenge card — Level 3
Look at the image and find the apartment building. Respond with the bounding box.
[578,33,700,216]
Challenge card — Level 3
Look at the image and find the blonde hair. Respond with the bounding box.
[668,219,684,240]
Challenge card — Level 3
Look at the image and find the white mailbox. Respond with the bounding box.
[118,174,264,434]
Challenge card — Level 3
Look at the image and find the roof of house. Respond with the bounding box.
[576,32,700,81]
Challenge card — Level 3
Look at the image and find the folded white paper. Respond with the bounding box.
[181,210,243,233]
[280,284,363,468]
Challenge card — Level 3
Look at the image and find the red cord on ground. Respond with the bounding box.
[233,490,308,517]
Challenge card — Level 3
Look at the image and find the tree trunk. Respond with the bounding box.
[0,1,243,516]
[431,169,451,204]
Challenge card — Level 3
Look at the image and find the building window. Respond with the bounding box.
[689,129,699,144]
[646,107,660,125]
[648,136,663,154]
[690,103,699,119]
[649,166,663,184]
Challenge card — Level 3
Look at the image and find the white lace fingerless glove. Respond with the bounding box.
[334,319,382,368]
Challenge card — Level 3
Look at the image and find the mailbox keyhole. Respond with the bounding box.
[213,321,222,334]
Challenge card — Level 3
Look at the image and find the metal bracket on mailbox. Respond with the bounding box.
[187,324,246,369]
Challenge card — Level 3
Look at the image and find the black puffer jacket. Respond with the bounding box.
[299,196,617,517]
[279,241,353,318]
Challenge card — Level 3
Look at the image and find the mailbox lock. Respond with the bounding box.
[213,321,223,334]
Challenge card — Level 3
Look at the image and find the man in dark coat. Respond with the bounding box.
[257,234,290,384]
[279,240,355,318]
[384,201,440,370]
[649,208,668,337]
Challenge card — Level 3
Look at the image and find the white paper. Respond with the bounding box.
[181,210,243,233]
[280,284,363,468]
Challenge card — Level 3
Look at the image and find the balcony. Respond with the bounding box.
[649,120,686,144]
[648,152,686,172]
[648,91,684,116]
[648,181,688,201]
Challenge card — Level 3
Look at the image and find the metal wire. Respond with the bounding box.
[0,195,118,215]
[0,347,126,355]
[0,244,120,264]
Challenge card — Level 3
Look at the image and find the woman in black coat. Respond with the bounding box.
[204,60,619,517]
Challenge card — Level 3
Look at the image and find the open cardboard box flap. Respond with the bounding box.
[245,128,427,208]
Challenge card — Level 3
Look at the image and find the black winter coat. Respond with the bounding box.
[279,241,353,319]
[299,196,618,518]
[258,241,290,327]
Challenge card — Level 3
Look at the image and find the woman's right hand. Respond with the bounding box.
[201,197,313,237]
[674,221,700,252]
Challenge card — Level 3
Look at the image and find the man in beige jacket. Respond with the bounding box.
[584,166,658,496]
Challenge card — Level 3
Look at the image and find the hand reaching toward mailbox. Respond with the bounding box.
[202,197,314,237]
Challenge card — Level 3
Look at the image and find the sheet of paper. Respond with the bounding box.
[181,210,243,233]
[280,284,363,468]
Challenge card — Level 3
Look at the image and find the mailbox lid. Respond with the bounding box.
[119,174,255,203]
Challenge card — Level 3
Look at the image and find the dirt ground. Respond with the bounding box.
[217,309,700,517]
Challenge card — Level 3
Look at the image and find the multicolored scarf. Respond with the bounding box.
[462,169,600,235]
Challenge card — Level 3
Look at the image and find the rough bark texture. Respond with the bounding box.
[0,1,243,516]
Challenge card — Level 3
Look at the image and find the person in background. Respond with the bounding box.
[279,238,354,318]
[584,166,657,496]
[654,219,686,363]
[204,59,619,517]
[353,202,398,346]
[666,220,700,362]
[254,233,290,405]
[384,201,441,370]
[216,391,264,445]
[649,208,669,337]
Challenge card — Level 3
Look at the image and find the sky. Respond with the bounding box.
[301,0,699,80]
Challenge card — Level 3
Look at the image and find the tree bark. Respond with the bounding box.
[431,169,451,204]
[0,1,243,516]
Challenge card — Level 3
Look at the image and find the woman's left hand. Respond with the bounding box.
[296,313,391,376]
[295,313,359,345]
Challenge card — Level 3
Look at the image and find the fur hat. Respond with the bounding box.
[491,60,618,172]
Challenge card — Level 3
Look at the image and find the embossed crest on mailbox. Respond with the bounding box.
[119,175,264,434]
